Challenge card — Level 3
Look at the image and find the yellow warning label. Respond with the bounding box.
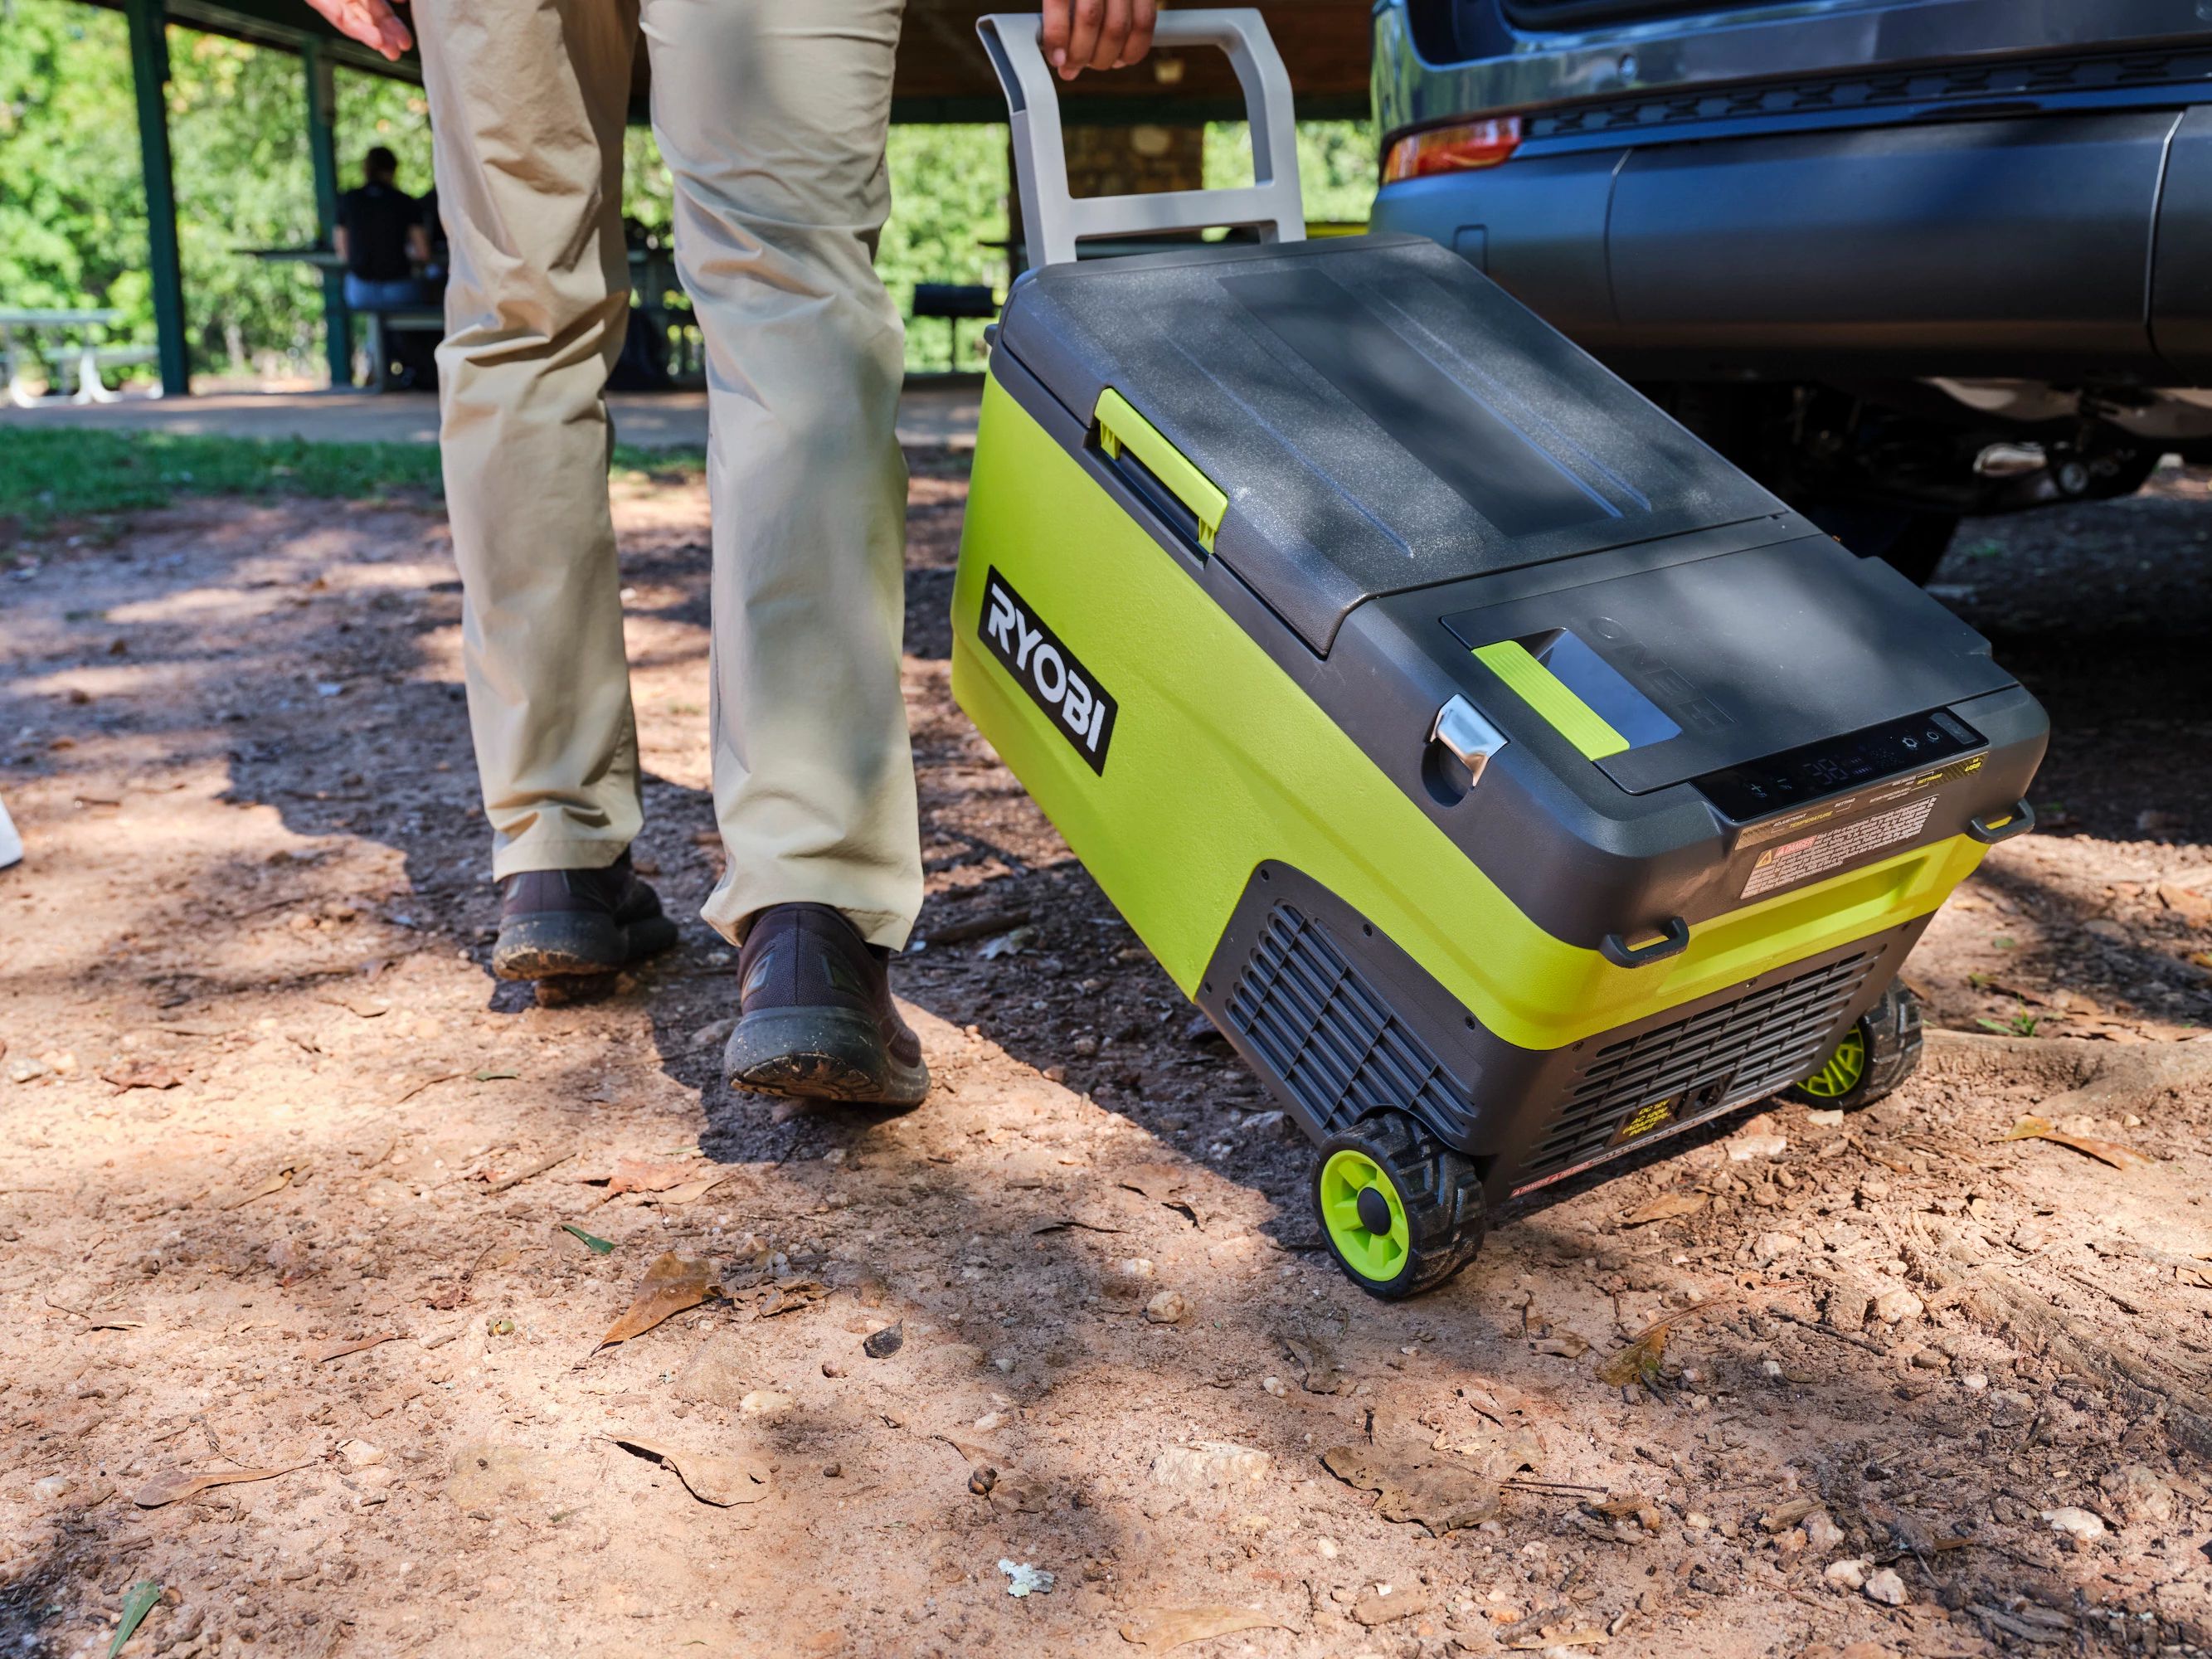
[1610,1097,1680,1146]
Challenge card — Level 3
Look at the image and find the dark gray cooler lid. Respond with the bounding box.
[995,233,1786,652]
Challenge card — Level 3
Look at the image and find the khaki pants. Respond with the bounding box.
[416,0,921,948]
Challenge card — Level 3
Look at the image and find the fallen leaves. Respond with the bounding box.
[1597,1298,1729,1391]
[100,1063,181,1093]
[596,1252,722,1349]
[1618,1191,1706,1227]
[610,1434,772,1506]
[134,1461,312,1509]
[218,1165,301,1210]
[1320,1442,1499,1535]
[1118,1607,1294,1650]
[109,1579,161,1657]
[560,1224,615,1255]
[2000,1116,2153,1170]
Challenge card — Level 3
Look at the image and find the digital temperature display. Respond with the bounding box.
[1694,708,1985,822]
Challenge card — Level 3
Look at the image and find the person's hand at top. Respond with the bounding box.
[301,0,412,61]
[1042,0,1158,79]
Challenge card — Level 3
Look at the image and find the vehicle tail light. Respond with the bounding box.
[1381,118,1523,184]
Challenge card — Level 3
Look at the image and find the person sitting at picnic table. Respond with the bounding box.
[334,146,430,312]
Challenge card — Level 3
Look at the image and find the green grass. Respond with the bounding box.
[0,430,707,534]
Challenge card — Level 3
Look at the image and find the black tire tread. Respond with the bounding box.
[1315,1112,1486,1300]
[1786,982,1923,1112]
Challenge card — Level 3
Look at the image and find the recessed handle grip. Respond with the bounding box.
[977,10,1305,270]
[1602,917,1690,968]
[1966,800,2035,844]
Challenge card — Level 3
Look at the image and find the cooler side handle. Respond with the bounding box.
[976,9,1305,271]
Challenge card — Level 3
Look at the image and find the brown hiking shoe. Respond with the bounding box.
[722,903,929,1107]
[491,850,678,980]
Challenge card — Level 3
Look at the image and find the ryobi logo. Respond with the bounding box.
[980,567,1118,775]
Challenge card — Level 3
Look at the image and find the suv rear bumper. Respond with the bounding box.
[1371,106,2212,385]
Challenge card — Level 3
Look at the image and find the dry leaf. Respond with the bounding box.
[654,1171,731,1206]
[134,1462,309,1508]
[610,1435,771,1506]
[1320,1443,1500,1534]
[1506,1631,1608,1651]
[2000,1116,2152,1170]
[1118,1607,1294,1650]
[100,1063,181,1092]
[753,1278,828,1319]
[605,1157,698,1195]
[1534,1331,1590,1359]
[597,1252,721,1348]
[1115,1163,1194,1203]
[1597,1323,1670,1389]
[1619,1191,1706,1227]
[220,1165,298,1210]
[314,1332,401,1363]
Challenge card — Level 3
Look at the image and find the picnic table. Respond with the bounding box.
[0,308,156,406]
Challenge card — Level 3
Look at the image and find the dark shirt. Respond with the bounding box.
[337,182,420,281]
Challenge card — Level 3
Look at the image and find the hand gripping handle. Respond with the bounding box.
[976,10,1305,270]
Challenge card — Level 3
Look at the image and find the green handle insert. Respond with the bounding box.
[1094,387,1228,552]
[1472,640,1630,761]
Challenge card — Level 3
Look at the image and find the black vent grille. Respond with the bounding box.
[1515,951,1875,1187]
[1225,904,1468,1139]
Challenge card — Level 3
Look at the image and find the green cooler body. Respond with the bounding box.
[952,11,2045,1297]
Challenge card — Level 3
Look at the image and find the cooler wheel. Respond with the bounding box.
[1785,982,1923,1112]
[1312,1111,1485,1300]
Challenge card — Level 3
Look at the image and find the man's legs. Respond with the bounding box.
[416,0,645,883]
[640,0,923,954]
[416,0,677,980]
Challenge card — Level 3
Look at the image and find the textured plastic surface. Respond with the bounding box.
[1441,535,2017,792]
[993,232,1782,653]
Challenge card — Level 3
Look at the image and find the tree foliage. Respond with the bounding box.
[2,2,1374,381]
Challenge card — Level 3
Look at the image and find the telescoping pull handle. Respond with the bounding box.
[976,10,1305,270]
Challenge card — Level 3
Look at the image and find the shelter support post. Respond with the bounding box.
[303,42,353,387]
[123,0,189,397]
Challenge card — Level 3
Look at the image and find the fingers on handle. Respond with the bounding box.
[1087,0,1130,70]
[1040,0,1071,67]
[1115,0,1156,67]
[1063,0,1104,77]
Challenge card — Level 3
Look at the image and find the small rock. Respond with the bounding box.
[30,1475,71,1501]
[1909,1348,1950,1371]
[1104,1258,1156,1297]
[969,1466,998,1496]
[1150,1441,1273,1491]
[1753,1231,1799,1264]
[1728,1115,1788,1160]
[1315,1537,1339,1559]
[2104,1463,2174,1525]
[1183,1014,1228,1046]
[737,1389,793,1421]
[821,1462,841,1478]
[1351,1585,1432,1627]
[821,1360,844,1378]
[1961,1372,1987,1392]
[1823,1282,1873,1332]
[998,1559,1053,1598]
[1824,1558,1869,1590]
[1805,1511,1845,1554]
[1759,1359,1783,1379]
[1871,1284,1923,1325]
[2040,1506,2107,1543]
[689,1017,737,1052]
[1863,1568,1908,1607]
[1262,1375,1286,1397]
[339,1438,386,1469]
[1145,1290,1189,1325]
[1805,1107,1845,1127]
[1241,1109,1288,1139]
[863,1321,904,1359]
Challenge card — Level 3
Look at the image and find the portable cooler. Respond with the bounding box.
[951,11,2046,1297]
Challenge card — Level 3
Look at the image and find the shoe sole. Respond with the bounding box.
[724,1006,931,1108]
[492,912,679,981]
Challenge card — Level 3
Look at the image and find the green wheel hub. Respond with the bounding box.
[1797,1025,1867,1100]
[1317,1147,1412,1285]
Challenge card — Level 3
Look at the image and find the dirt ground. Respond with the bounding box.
[3,451,2211,1659]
